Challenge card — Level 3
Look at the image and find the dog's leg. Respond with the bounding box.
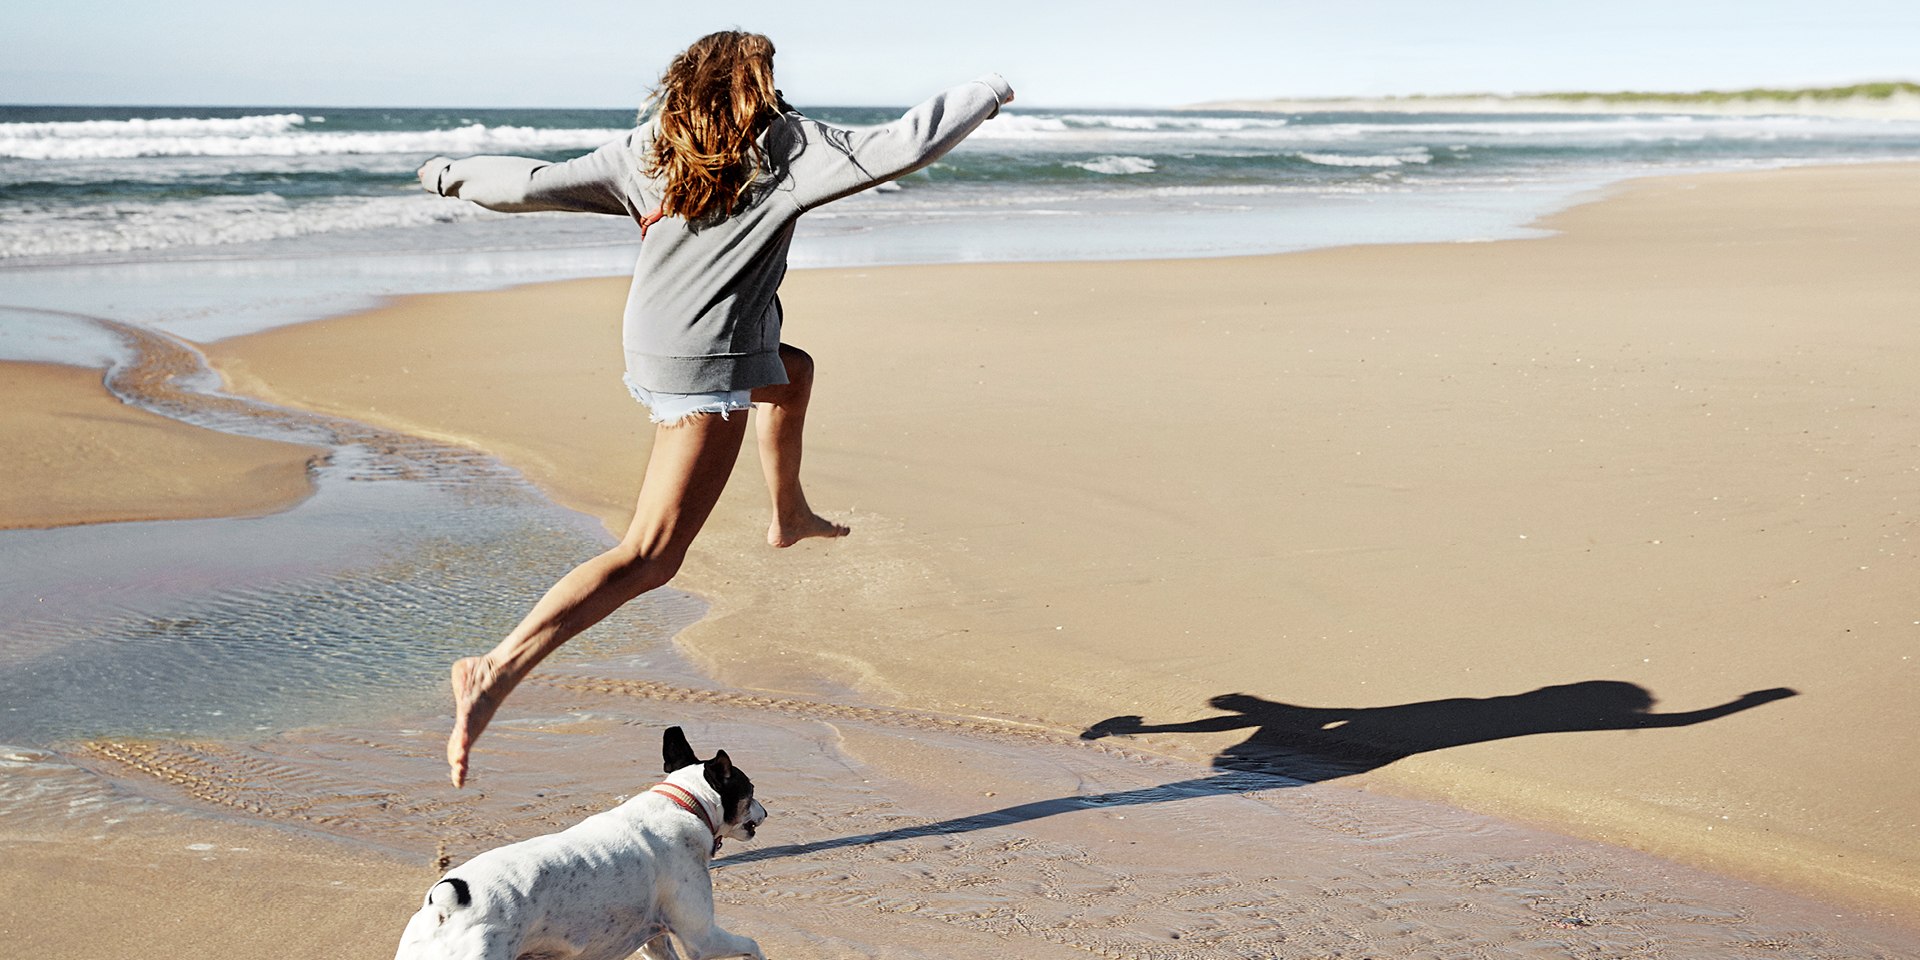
[660,877,764,960]
[671,924,762,960]
[638,933,685,960]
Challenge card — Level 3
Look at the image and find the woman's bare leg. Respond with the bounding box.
[751,343,851,548]
[447,412,749,787]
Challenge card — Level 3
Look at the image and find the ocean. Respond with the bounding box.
[7,102,1920,270]
[5,101,1917,350]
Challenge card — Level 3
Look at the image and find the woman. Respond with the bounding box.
[417,31,1013,786]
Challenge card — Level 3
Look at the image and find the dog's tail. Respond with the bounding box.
[425,877,472,914]
[394,878,476,958]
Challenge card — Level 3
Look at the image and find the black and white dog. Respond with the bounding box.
[394,726,769,960]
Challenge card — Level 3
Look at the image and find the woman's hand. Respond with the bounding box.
[417,156,454,195]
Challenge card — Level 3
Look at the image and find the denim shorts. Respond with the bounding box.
[624,374,753,426]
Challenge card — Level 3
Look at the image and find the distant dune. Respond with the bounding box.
[1195,82,1920,119]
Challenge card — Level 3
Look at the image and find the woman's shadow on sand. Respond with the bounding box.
[722,681,1795,867]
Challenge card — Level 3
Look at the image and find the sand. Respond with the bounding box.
[0,815,416,957]
[0,361,321,529]
[196,162,1920,917]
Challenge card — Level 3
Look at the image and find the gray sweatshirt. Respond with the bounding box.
[420,74,1014,394]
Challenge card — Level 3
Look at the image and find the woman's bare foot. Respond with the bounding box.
[448,656,506,788]
[768,510,850,548]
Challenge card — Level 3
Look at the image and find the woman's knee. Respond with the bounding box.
[605,541,685,594]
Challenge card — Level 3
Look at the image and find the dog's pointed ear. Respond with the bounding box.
[704,749,733,791]
[663,726,698,774]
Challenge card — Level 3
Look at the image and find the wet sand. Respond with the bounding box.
[0,360,320,529]
[15,663,1918,958]
[202,161,1920,921]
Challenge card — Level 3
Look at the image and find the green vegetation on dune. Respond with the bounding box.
[1217,82,1920,112]
[1526,82,1920,104]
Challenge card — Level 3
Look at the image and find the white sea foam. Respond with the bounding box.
[0,120,627,160]
[1057,114,1292,132]
[973,114,1072,138]
[0,113,309,139]
[965,111,1892,150]
[1070,155,1157,175]
[1297,150,1433,167]
[0,153,424,186]
[0,193,505,259]
[1072,115,1160,131]
[976,112,1296,141]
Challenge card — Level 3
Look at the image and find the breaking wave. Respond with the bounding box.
[0,193,504,259]
[1069,155,1157,175]
[1297,150,1434,167]
[0,114,625,160]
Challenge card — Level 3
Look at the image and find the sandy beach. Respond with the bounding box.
[207,162,1920,911]
[5,162,1919,956]
[0,361,320,529]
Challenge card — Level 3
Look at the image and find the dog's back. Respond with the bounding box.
[394,813,668,960]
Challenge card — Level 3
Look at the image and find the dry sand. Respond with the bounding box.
[0,361,320,529]
[200,162,1920,917]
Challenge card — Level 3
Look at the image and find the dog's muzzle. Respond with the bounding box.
[741,799,768,839]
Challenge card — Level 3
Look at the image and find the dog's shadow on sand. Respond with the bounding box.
[722,681,1796,866]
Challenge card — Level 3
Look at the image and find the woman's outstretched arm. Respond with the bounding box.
[785,74,1013,211]
[417,133,643,216]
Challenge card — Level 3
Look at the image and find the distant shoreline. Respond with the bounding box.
[1194,81,1920,119]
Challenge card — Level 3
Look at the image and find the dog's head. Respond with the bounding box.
[662,726,767,843]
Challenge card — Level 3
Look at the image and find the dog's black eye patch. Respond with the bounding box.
[719,772,755,823]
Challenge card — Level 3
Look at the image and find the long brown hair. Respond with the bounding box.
[645,31,784,223]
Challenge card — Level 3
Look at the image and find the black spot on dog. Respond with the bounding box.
[433,877,472,908]
[662,726,699,774]
[704,750,755,826]
[663,727,758,828]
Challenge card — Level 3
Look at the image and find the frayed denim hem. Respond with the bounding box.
[624,373,753,427]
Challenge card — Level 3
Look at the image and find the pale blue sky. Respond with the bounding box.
[5,1,1916,108]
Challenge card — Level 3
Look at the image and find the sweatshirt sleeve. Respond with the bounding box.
[785,74,1013,212]
[418,133,640,216]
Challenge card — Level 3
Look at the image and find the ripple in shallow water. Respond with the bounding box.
[0,307,699,746]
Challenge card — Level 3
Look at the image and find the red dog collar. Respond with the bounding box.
[650,782,722,855]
